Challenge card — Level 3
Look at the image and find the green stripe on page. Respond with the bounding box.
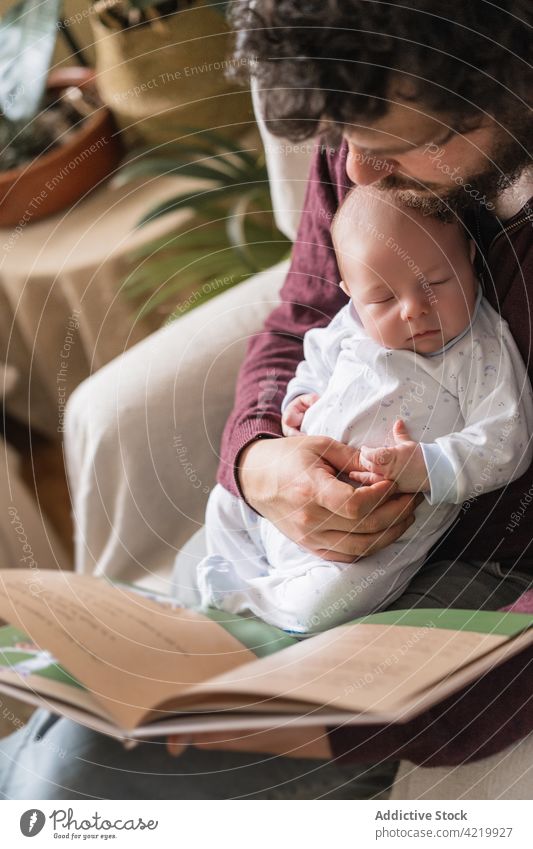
[202,607,298,656]
[351,608,533,637]
[0,625,83,688]
[204,607,533,650]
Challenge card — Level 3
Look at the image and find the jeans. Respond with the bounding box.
[0,557,530,800]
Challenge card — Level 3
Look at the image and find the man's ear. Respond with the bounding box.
[468,239,476,264]
[339,279,349,297]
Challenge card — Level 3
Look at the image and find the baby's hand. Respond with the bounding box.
[350,419,430,493]
[281,393,320,437]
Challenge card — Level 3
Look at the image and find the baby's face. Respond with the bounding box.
[335,200,478,355]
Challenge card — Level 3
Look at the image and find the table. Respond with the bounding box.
[0,173,194,436]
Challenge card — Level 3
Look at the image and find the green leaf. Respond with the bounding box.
[116,156,242,186]
[127,242,239,283]
[135,258,249,315]
[126,254,229,294]
[149,248,240,284]
[128,225,229,260]
[121,126,287,323]
[126,142,238,164]
[169,273,240,317]
[136,181,269,227]
[177,127,261,161]
[129,237,246,282]
[226,193,264,271]
[127,138,263,177]
[129,212,285,274]
[174,153,264,183]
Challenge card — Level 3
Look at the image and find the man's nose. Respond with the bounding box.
[346,145,398,186]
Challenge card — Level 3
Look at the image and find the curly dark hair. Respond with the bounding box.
[228,0,533,142]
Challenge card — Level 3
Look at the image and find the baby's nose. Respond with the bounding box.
[400,295,429,320]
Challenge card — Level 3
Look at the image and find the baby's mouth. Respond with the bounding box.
[410,329,440,340]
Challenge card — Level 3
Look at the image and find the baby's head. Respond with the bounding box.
[331,187,478,355]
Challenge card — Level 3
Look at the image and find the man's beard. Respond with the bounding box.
[375,123,533,218]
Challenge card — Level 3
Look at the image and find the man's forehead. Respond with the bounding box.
[343,100,450,154]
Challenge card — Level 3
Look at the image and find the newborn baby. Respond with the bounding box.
[193,187,533,634]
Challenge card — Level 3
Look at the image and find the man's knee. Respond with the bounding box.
[64,368,120,464]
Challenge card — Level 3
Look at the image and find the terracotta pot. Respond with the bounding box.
[0,67,123,229]
[91,0,252,148]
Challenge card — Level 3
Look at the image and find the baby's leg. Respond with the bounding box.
[197,485,391,628]
[198,491,458,633]
[251,496,464,633]
[245,522,425,634]
[203,484,268,565]
[195,484,273,612]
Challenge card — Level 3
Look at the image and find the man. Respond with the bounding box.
[1,0,531,799]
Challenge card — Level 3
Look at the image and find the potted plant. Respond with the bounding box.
[90,0,252,148]
[0,0,123,228]
[116,129,290,320]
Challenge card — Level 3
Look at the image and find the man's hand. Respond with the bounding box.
[281,392,320,436]
[238,434,422,562]
[350,419,430,494]
[167,726,332,759]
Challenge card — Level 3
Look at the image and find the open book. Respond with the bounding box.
[0,569,532,743]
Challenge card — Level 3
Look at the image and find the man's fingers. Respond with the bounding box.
[313,481,420,534]
[166,735,191,757]
[348,470,385,485]
[315,515,416,560]
[317,475,400,522]
[169,728,331,759]
[371,491,422,527]
[359,514,416,555]
[316,438,363,475]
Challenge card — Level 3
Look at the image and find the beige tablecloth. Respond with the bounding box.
[0,174,195,436]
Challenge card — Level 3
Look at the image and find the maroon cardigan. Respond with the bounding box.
[217,142,533,766]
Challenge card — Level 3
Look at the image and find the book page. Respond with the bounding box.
[179,621,516,716]
[0,570,255,730]
[0,668,108,718]
[0,624,106,717]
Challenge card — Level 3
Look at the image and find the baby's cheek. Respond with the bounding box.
[380,320,403,350]
[370,317,395,348]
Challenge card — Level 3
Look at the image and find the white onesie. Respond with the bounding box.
[194,288,533,634]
